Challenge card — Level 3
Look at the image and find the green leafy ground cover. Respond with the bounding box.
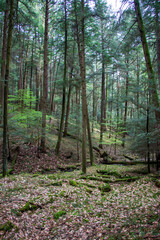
[0,165,160,239]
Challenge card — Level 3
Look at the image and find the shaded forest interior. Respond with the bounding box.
[0,1,160,239]
[0,0,160,175]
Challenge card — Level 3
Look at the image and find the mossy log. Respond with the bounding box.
[101,161,157,165]
[57,163,81,172]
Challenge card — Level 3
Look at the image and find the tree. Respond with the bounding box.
[134,0,160,121]
[3,0,14,177]
[1,0,9,110]
[41,0,49,152]
[55,0,68,154]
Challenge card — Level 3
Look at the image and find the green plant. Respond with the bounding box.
[69,179,78,187]
[53,210,66,220]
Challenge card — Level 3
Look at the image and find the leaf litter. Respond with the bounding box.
[0,165,160,240]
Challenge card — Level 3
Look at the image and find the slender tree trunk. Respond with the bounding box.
[99,20,106,148]
[35,66,39,111]
[155,0,160,87]
[86,106,94,165]
[134,0,160,121]
[30,41,34,108]
[64,83,72,137]
[1,0,9,109]
[122,54,129,148]
[41,0,49,152]
[75,0,87,173]
[55,0,67,154]
[3,0,14,177]
[137,51,140,118]
[51,58,60,113]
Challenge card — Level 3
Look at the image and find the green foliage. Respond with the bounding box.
[7,90,50,144]
[69,179,78,187]
[53,210,66,220]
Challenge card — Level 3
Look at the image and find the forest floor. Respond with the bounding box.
[0,163,160,240]
[0,123,160,239]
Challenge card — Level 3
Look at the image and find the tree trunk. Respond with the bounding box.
[55,0,67,155]
[99,20,106,148]
[3,0,14,177]
[75,0,87,173]
[134,0,160,121]
[122,53,129,148]
[136,51,140,118]
[155,0,160,87]
[41,0,49,152]
[1,0,9,109]
[64,83,72,137]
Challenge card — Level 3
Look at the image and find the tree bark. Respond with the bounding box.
[122,53,129,148]
[75,0,87,173]
[3,0,14,177]
[155,0,160,87]
[55,0,67,154]
[134,0,160,121]
[99,20,106,148]
[1,0,9,109]
[41,0,49,152]
[64,82,72,137]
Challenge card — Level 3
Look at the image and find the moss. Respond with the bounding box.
[59,191,68,198]
[98,183,111,192]
[19,201,40,212]
[32,173,41,177]
[84,186,93,194]
[53,210,66,220]
[115,176,140,182]
[51,181,62,186]
[97,170,121,178]
[69,179,78,187]
[0,221,17,232]
[47,175,57,180]
[81,183,97,188]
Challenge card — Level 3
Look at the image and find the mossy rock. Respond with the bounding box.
[53,210,66,220]
[98,183,111,192]
[0,221,18,232]
[19,201,41,213]
[69,179,78,187]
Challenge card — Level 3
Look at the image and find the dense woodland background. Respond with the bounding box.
[0,0,160,176]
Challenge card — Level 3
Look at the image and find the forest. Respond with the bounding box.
[0,0,160,239]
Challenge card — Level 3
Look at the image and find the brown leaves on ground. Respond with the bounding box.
[0,166,160,240]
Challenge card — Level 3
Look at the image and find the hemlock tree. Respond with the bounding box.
[55,0,68,155]
[41,0,49,152]
[3,0,14,177]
